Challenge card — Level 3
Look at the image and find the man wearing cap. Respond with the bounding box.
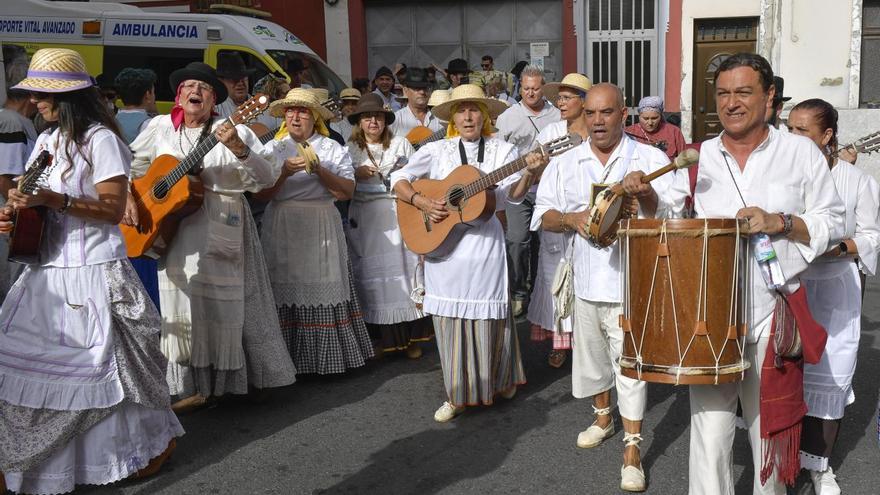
[372,66,401,112]
[128,61,297,411]
[767,75,792,130]
[330,87,362,142]
[495,64,562,317]
[390,67,444,138]
[535,82,674,492]
[527,73,592,369]
[390,84,549,423]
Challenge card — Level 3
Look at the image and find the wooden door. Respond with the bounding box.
[692,18,758,142]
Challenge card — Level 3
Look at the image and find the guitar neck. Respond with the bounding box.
[418,128,447,147]
[165,122,226,186]
[259,126,280,145]
[462,153,530,200]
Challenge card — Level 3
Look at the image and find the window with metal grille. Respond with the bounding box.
[861,0,880,108]
[585,0,658,123]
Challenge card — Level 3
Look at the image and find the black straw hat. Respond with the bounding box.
[347,93,395,125]
[169,62,228,103]
[400,67,431,89]
[216,52,255,80]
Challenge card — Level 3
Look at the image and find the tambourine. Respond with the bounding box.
[584,148,700,248]
[296,140,321,174]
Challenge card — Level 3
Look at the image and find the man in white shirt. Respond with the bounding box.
[637,53,844,495]
[495,65,562,316]
[214,52,254,118]
[372,66,401,112]
[534,83,672,492]
[390,67,444,139]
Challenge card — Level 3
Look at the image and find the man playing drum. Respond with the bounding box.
[627,53,844,494]
[534,83,674,492]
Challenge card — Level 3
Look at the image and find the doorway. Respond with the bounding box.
[692,18,758,142]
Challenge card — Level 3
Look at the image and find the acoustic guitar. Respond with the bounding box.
[833,130,880,157]
[397,133,582,257]
[121,94,269,257]
[8,150,54,264]
[406,126,447,150]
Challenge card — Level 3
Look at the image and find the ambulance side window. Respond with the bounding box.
[103,46,204,101]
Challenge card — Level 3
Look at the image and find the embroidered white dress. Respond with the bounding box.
[0,126,183,495]
[802,160,880,420]
[262,133,373,374]
[130,115,297,397]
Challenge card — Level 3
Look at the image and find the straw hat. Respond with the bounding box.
[427,89,450,108]
[308,87,330,102]
[269,88,334,120]
[543,73,593,102]
[431,84,508,122]
[339,88,361,101]
[12,48,93,93]
[347,93,395,125]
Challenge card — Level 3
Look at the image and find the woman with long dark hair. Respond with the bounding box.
[788,98,880,494]
[0,48,183,494]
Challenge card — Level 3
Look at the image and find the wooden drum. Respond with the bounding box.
[618,218,751,385]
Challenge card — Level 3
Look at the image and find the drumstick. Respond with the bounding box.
[610,148,699,194]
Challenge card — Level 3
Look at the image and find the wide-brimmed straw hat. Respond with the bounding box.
[431,84,508,122]
[543,73,593,102]
[269,88,334,120]
[347,93,395,125]
[12,48,93,93]
[169,61,228,103]
[427,89,451,109]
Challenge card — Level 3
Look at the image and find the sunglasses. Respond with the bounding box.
[481,63,491,69]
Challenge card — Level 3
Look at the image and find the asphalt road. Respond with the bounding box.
[74,279,880,495]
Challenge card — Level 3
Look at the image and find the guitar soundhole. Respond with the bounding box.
[153,181,170,200]
[446,185,465,208]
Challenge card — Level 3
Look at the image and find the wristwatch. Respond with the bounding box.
[838,241,849,255]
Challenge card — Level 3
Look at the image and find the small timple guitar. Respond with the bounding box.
[397,133,582,257]
[120,94,269,257]
[8,150,54,264]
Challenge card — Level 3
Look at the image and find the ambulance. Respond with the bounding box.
[0,0,346,111]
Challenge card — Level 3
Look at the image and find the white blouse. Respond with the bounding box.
[390,136,521,319]
[35,126,130,268]
[349,136,414,198]
[129,115,278,194]
[264,133,353,202]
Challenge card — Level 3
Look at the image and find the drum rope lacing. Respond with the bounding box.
[622,219,749,384]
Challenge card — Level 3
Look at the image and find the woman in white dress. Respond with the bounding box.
[128,61,297,412]
[0,48,182,494]
[788,98,880,494]
[390,84,548,422]
[346,93,433,358]
[527,73,592,368]
[257,88,373,374]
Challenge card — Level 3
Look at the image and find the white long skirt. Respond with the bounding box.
[803,260,862,419]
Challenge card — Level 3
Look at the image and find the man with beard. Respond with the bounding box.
[391,67,444,137]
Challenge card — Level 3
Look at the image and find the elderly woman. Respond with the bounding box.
[787,98,880,495]
[624,96,685,161]
[0,48,182,494]
[390,84,548,422]
[346,93,432,359]
[129,62,297,412]
[257,88,373,374]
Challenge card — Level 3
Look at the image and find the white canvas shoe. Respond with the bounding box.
[433,401,465,423]
[620,432,646,492]
[576,406,614,448]
[810,467,841,495]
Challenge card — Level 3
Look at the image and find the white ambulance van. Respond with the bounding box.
[0,0,346,112]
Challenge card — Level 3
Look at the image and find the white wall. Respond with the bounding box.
[324,0,352,86]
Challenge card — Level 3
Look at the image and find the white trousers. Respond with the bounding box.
[572,297,647,421]
[688,336,785,495]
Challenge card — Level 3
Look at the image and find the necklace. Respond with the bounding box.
[178,125,204,155]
